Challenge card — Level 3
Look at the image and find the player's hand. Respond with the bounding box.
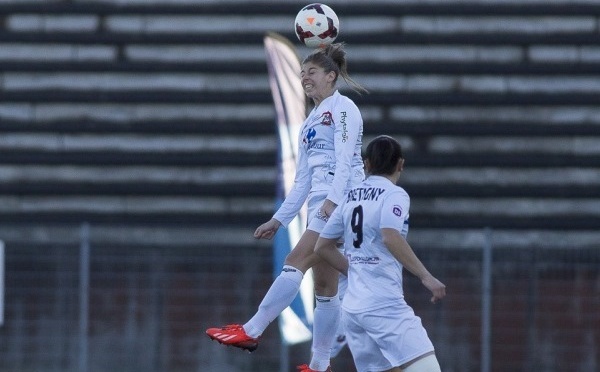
[421,275,446,304]
[254,218,281,240]
[319,199,337,219]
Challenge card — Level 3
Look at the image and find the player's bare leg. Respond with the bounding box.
[206,230,319,351]
[399,352,441,372]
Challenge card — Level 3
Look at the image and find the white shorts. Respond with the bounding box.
[343,303,435,372]
[306,191,329,233]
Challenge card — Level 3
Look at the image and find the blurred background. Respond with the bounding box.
[0,0,598,371]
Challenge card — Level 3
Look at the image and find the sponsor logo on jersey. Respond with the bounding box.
[308,142,326,150]
[348,255,380,264]
[346,187,385,202]
[340,111,348,142]
[319,111,333,126]
[393,205,403,217]
[303,127,317,145]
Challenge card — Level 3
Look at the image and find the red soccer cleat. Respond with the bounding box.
[205,324,259,352]
[296,364,332,372]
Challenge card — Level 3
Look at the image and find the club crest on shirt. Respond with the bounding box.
[319,111,334,126]
[393,205,403,217]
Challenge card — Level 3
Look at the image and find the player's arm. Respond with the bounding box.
[256,137,310,240]
[315,207,349,276]
[315,236,348,276]
[326,103,362,207]
[272,136,311,225]
[382,228,446,303]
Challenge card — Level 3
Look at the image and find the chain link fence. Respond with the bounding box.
[0,225,598,372]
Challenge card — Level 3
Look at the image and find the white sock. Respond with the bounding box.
[243,265,303,338]
[309,295,340,371]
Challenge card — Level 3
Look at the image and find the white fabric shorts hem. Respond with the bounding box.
[344,304,435,372]
[306,191,329,233]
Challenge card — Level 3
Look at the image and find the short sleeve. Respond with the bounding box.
[379,189,410,232]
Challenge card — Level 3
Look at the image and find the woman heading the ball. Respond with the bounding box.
[206,43,367,372]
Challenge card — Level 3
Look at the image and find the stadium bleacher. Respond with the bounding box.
[0,1,599,246]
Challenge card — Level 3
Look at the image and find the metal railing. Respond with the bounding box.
[0,224,598,371]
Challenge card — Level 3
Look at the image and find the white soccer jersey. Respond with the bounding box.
[273,90,365,227]
[320,175,410,313]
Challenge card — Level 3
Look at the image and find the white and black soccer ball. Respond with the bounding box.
[294,3,339,48]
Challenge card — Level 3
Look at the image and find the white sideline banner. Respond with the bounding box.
[264,32,313,345]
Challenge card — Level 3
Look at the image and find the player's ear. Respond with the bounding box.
[364,159,371,173]
[397,158,405,172]
[327,70,336,83]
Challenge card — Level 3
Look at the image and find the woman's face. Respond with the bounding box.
[300,62,335,102]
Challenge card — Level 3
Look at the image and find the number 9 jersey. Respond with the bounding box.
[320,175,411,314]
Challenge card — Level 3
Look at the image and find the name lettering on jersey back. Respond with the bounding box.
[346,187,385,203]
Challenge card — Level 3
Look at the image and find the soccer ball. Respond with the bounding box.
[294,3,339,48]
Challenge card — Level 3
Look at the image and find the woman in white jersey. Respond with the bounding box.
[207,43,367,372]
[315,135,446,372]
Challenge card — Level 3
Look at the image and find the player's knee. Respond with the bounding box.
[284,251,311,271]
[312,269,339,295]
